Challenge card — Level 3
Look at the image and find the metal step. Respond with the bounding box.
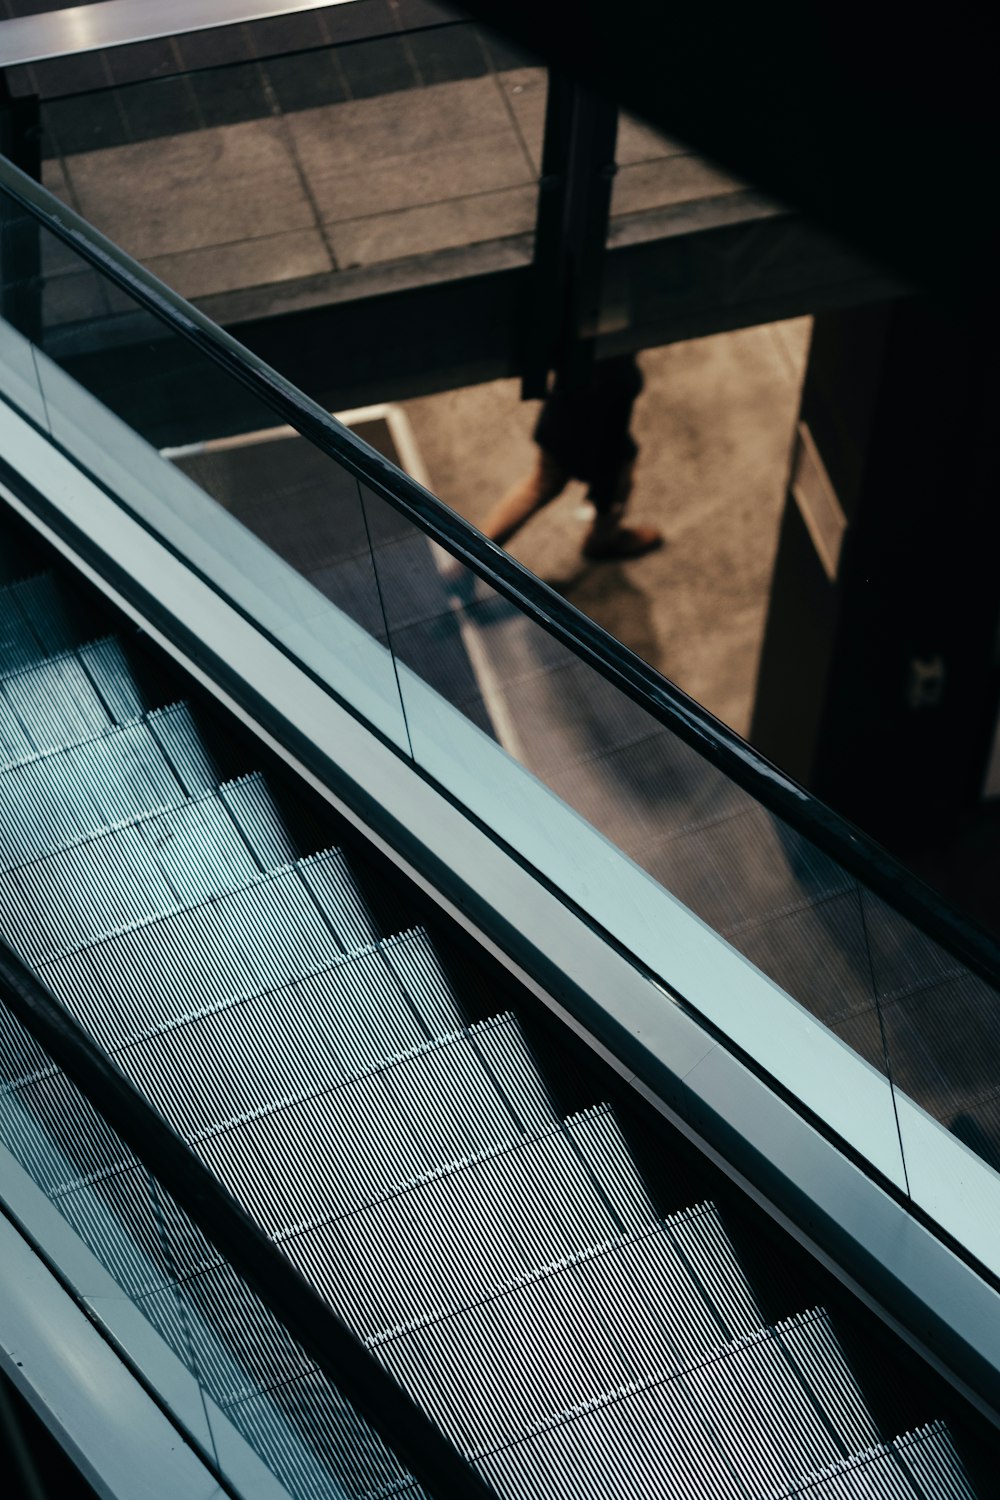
[0,572,86,674]
[113,929,470,1140]
[189,1015,559,1238]
[297,848,382,952]
[224,1371,430,1500]
[772,1420,976,1499]
[146,700,218,794]
[29,856,386,1052]
[221,774,300,869]
[0,796,275,965]
[475,1308,880,1500]
[280,1105,662,1344]
[0,638,144,766]
[373,1202,766,1455]
[0,719,192,869]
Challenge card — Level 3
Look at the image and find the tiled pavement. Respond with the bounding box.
[14,19,749,320]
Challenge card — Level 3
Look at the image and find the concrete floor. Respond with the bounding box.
[398,316,813,739]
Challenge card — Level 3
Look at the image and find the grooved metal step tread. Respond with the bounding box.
[111,928,469,1139]
[190,1014,561,1237]
[373,1202,765,1454]
[0,717,192,868]
[0,571,85,673]
[475,1308,879,1500]
[225,1370,430,1500]
[0,795,271,965]
[773,1420,976,1499]
[279,1105,661,1343]
[0,637,144,766]
[31,854,381,1051]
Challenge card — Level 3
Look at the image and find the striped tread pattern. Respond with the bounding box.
[0,565,981,1500]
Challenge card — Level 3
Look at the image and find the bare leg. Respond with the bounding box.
[582,459,663,560]
[480,451,568,547]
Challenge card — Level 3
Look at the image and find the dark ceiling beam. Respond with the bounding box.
[458,1,999,322]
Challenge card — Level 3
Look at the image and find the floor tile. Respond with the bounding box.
[327,185,536,269]
[611,155,746,218]
[175,24,252,72]
[117,75,202,144]
[65,121,318,259]
[42,269,108,328]
[323,0,394,46]
[43,93,128,155]
[498,67,547,172]
[106,38,177,87]
[264,52,347,113]
[480,25,538,72]
[617,111,687,166]
[190,63,271,129]
[40,155,71,203]
[145,229,333,301]
[407,26,490,86]
[30,50,110,99]
[286,76,517,178]
[312,133,534,224]
[245,12,329,58]
[337,35,419,99]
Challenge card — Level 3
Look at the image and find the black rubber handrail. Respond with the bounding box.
[0,939,497,1500]
[2,154,1000,1000]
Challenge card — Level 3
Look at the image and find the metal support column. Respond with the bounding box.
[522,71,618,399]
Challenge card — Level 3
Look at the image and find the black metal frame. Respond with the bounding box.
[0,938,497,1500]
[522,69,619,398]
[1,153,999,1005]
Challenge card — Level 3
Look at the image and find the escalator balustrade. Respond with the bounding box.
[0,539,982,1498]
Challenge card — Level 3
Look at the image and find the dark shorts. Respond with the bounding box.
[533,355,642,511]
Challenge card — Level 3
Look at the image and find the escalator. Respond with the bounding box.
[0,517,985,1499]
[0,157,999,1498]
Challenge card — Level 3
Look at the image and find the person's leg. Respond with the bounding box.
[479,451,568,547]
[582,458,662,559]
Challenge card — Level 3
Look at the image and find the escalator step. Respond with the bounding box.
[78,636,148,724]
[34,864,371,1051]
[475,1308,878,1500]
[1,651,117,763]
[225,1366,428,1500]
[282,1105,660,1343]
[2,1068,137,1198]
[0,575,55,674]
[892,1422,977,1500]
[114,931,466,1139]
[298,848,381,950]
[9,572,90,657]
[380,926,467,1037]
[189,1015,556,1237]
[773,1420,975,1498]
[0,796,267,965]
[221,774,299,869]
[0,719,189,868]
[374,1202,764,1455]
[147,700,218,794]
